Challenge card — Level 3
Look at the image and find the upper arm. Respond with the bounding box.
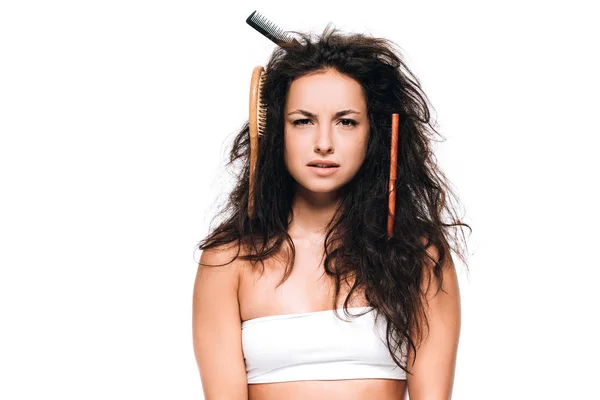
[192,245,248,400]
[407,242,462,400]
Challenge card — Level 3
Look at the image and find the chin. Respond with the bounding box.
[295,179,346,195]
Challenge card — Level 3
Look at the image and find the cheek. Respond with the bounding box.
[284,134,304,156]
[349,138,368,159]
[344,142,368,173]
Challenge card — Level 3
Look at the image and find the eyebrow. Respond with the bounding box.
[287,109,361,119]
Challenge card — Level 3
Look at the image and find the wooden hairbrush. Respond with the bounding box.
[246,11,298,219]
[248,65,267,219]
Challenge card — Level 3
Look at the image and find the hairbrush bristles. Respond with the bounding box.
[257,73,267,136]
[248,65,268,218]
[246,10,298,46]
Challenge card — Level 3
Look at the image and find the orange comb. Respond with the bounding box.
[387,113,399,238]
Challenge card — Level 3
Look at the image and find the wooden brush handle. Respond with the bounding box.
[248,66,264,218]
[387,113,399,238]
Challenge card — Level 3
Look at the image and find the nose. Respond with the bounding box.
[314,125,334,154]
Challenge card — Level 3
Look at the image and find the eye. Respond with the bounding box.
[291,119,312,126]
[339,119,358,127]
[291,119,358,127]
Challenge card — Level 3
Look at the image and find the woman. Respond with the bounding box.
[193,24,470,400]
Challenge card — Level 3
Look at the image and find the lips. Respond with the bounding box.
[307,160,340,167]
[308,164,339,176]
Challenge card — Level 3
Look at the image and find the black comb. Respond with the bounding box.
[246,10,299,46]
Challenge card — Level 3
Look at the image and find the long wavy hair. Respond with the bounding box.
[197,24,471,374]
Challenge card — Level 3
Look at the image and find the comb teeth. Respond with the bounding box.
[246,10,297,46]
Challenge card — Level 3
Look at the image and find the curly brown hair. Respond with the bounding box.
[197,24,471,374]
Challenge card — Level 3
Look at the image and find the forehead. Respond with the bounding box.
[285,69,366,111]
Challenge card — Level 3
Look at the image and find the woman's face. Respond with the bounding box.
[283,69,369,198]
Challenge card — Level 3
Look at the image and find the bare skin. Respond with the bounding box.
[193,229,459,399]
[247,379,406,400]
[238,233,407,400]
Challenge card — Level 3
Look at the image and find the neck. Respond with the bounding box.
[287,184,345,241]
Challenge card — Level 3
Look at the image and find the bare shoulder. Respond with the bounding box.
[198,243,244,280]
[192,243,248,399]
[407,238,461,399]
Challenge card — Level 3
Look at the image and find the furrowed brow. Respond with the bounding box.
[287,109,361,118]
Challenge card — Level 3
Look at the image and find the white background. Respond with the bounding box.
[1,1,598,399]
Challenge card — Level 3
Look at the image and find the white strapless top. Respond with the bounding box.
[241,306,407,384]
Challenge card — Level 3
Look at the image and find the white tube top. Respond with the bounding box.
[241,306,407,384]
